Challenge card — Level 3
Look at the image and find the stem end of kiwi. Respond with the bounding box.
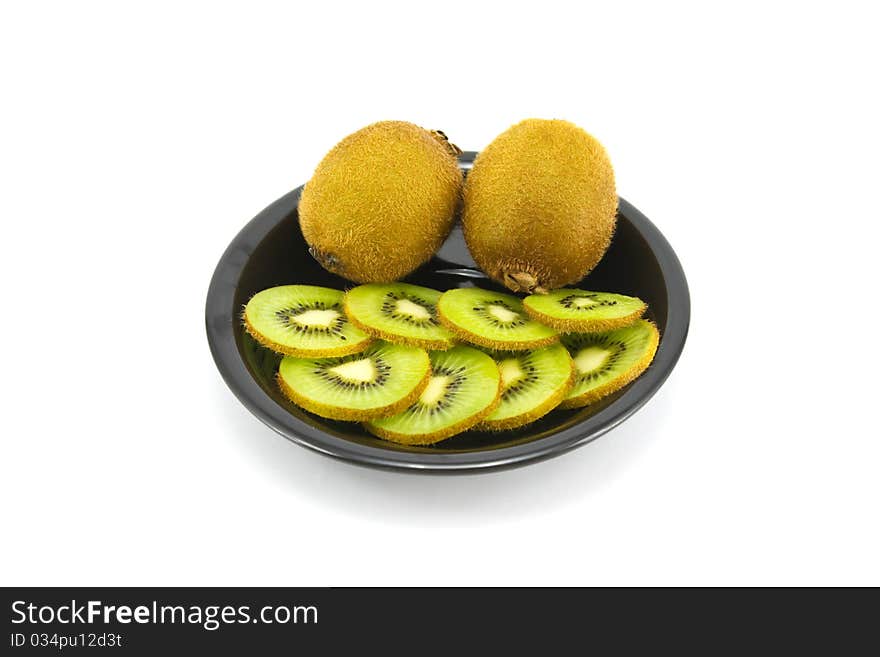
[503,270,547,295]
[428,128,462,157]
[308,245,345,276]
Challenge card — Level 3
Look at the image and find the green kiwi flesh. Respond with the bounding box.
[560,320,660,408]
[524,289,646,332]
[366,345,501,445]
[244,285,371,357]
[277,341,431,421]
[479,343,574,431]
[344,283,454,350]
[436,287,559,351]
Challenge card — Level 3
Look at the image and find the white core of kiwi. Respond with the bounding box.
[328,358,377,383]
[420,375,451,405]
[291,308,341,327]
[574,346,611,374]
[395,298,431,320]
[488,305,520,323]
[498,359,525,387]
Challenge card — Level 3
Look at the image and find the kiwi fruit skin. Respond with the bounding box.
[276,345,432,422]
[436,287,559,351]
[523,290,647,333]
[365,346,502,445]
[298,121,463,283]
[243,285,372,358]
[478,345,575,432]
[462,119,617,294]
[559,320,660,409]
[343,283,454,351]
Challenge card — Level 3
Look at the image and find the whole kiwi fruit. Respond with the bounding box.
[298,121,463,283]
[462,119,617,294]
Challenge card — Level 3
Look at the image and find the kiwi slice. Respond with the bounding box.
[366,345,501,445]
[344,283,454,350]
[524,289,647,332]
[478,343,574,431]
[560,320,660,409]
[436,287,559,351]
[277,341,431,421]
[244,285,371,357]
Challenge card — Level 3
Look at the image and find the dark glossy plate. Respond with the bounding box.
[206,152,689,473]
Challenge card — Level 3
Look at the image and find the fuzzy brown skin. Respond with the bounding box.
[342,294,454,351]
[243,312,372,358]
[462,119,617,293]
[478,358,575,431]
[276,359,432,422]
[559,321,660,409]
[299,121,463,283]
[522,301,647,334]
[364,376,503,445]
[436,306,560,351]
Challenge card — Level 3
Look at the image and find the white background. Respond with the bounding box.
[2,1,878,586]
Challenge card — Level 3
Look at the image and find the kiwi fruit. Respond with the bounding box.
[277,341,431,421]
[478,343,574,431]
[298,121,463,283]
[344,283,454,350]
[436,287,558,351]
[523,289,646,333]
[559,320,660,409]
[244,285,371,357]
[462,118,617,294]
[366,345,501,445]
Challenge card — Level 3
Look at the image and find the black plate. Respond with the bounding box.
[206,152,690,473]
